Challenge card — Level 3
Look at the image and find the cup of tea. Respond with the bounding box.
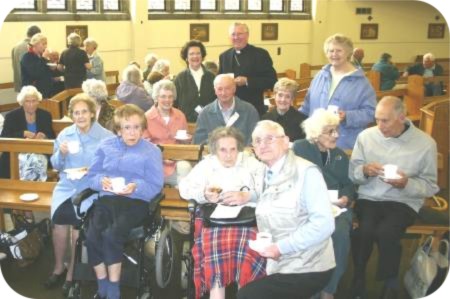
[67,141,80,154]
[327,105,339,115]
[110,177,126,193]
[256,232,272,248]
[383,164,398,179]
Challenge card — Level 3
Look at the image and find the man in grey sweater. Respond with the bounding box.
[349,96,439,299]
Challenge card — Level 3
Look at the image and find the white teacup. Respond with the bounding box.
[327,190,339,204]
[327,105,339,115]
[67,141,80,154]
[110,177,126,193]
[256,232,272,248]
[383,164,398,179]
[175,130,188,139]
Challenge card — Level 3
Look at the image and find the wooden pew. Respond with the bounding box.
[277,69,297,80]
[105,70,119,84]
[52,118,73,136]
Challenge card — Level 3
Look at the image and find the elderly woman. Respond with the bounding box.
[0,86,55,178]
[85,104,163,299]
[143,53,158,81]
[142,79,191,186]
[174,40,216,122]
[293,109,355,299]
[179,126,266,299]
[59,32,91,89]
[116,65,153,111]
[83,38,106,81]
[45,94,113,294]
[151,59,171,79]
[238,120,335,299]
[262,78,307,142]
[82,78,115,131]
[299,33,376,150]
[143,71,164,97]
[20,33,63,98]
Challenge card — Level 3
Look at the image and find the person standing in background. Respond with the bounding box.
[12,25,41,92]
[84,38,106,82]
[219,22,277,116]
[59,32,91,89]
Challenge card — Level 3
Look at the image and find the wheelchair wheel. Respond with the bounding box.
[155,226,175,288]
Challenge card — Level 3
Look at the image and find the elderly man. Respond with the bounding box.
[193,74,259,145]
[219,22,277,116]
[237,120,335,299]
[403,53,444,96]
[349,96,439,299]
[351,48,365,68]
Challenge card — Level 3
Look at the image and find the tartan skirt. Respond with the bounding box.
[192,217,266,299]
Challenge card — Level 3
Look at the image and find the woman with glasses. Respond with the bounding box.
[179,126,266,299]
[292,109,355,299]
[299,33,376,150]
[85,104,163,299]
[45,94,113,295]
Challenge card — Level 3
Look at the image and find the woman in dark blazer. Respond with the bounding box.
[0,86,55,178]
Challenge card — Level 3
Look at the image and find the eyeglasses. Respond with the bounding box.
[322,128,339,137]
[252,135,284,147]
[72,109,90,117]
[121,125,141,132]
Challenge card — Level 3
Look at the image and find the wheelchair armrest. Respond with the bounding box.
[71,188,98,206]
[148,192,165,215]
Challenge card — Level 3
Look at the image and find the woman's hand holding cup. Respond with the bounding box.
[205,186,222,203]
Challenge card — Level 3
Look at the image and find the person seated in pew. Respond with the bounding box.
[151,58,172,80]
[142,79,192,186]
[299,33,376,151]
[85,104,164,299]
[0,85,55,179]
[293,109,356,299]
[179,126,266,299]
[82,78,115,132]
[142,53,158,82]
[116,64,153,111]
[262,78,307,142]
[371,53,400,91]
[193,74,259,145]
[143,71,164,98]
[403,52,444,96]
[45,94,113,295]
[349,96,439,299]
[58,32,91,89]
[20,33,64,98]
[237,120,335,299]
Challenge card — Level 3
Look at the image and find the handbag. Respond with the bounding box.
[404,235,438,298]
[201,203,256,228]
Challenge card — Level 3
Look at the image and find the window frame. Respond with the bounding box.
[148,0,311,20]
[6,0,129,22]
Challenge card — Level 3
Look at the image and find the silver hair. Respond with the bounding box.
[29,33,46,46]
[302,109,340,142]
[122,64,142,85]
[379,96,406,116]
[152,79,177,102]
[252,120,285,140]
[213,73,235,87]
[323,33,354,59]
[144,53,158,66]
[67,32,82,47]
[17,85,43,105]
[82,79,108,104]
[228,22,249,35]
[423,53,435,61]
[151,59,170,74]
[83,37,98,49]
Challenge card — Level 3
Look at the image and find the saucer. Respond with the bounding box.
[175,134,191,140]
[379,174,402,180]
[19,193,39,201]
[64,167,88,180]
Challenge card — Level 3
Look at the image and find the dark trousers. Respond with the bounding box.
[86,195,148,267]
[237,269,333,299]
[352,199,417,280]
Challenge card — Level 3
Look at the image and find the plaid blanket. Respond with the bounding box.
[192,217,266,298]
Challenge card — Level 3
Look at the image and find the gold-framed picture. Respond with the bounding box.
[190,23,209,42]
[66,25,88,46]
[360,24,378,40]
[261,23,278,41]
[428,23,446,39]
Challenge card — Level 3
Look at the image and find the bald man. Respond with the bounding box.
[349,96,438,299]
[193,74,259,145]
[351,48,365,68]
[403,53,444,96]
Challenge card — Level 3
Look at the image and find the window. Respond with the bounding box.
[9,0,128,21]
[148,0,310,20]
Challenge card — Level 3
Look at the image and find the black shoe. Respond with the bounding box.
[62,280,74,297]
[43,269,67,289]
[93,294,106,299]
[380,287,398,299]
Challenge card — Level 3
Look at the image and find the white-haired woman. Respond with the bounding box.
[59,32,91,89]
[0,86,55,178]
[82,79,115,131]
[116,65,153,111]
[84,38,106,81]
[292,109,355,299]
[151,59,171,79]
[142,79,191,186]
[20,33,63,98]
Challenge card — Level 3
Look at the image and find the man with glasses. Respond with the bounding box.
[349,96,438,299]
[238,120,336,299]
[219,22,277,116]
[193,74,259,145]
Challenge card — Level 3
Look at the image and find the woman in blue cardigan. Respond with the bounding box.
[293,108,356,299]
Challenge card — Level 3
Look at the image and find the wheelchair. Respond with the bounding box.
[66,189,176,299]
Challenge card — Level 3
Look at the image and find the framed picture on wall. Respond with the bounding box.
[428,23,445,39]
[190,24,209,42]
[66,25,88,46]
[360,24,378,40]
[262,23,278,41]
